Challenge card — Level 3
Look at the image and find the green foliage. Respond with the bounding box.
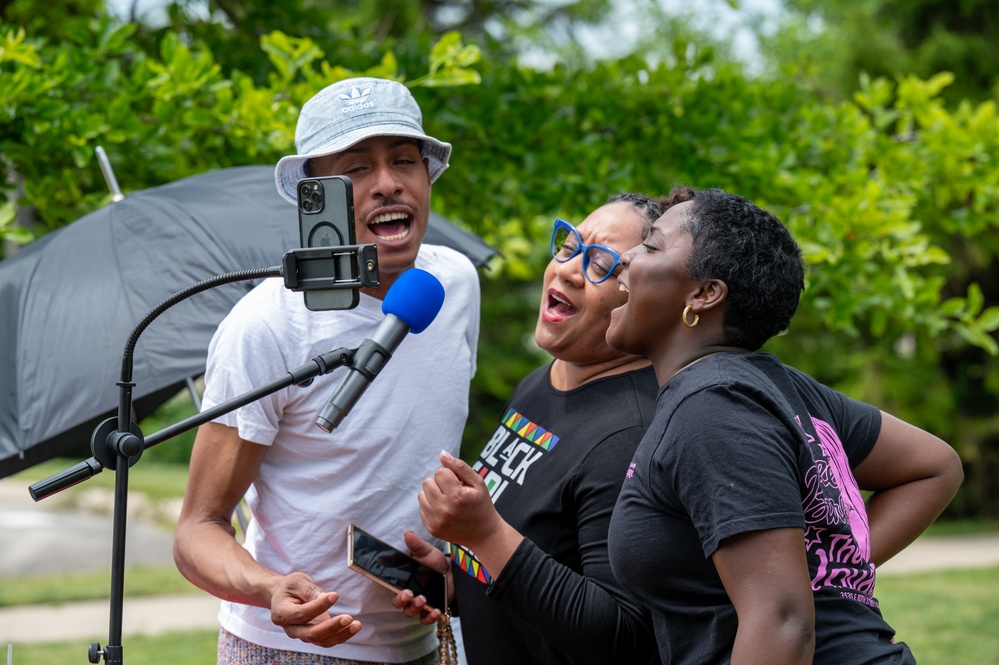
[409,31,483,87]
[763,0,999,105]
[2,4,999,514]
[428,49,999,351]
[0,196,32,243]
[0,16,480,230]
[418,44,999,478]
[138,390,199,465]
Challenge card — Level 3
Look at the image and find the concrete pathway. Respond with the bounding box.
[877,531,999,576]
[1,477,219,647]
[0,593,221,645]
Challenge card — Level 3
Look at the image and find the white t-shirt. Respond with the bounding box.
[201,244,480,662]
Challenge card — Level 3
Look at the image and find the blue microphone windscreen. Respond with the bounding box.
[382,268,445,334]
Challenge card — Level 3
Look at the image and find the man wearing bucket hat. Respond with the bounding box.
[174,77,480,665]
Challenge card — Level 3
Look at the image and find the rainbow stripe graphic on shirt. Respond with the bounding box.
[502,408,560,451]
[450,542,492,584]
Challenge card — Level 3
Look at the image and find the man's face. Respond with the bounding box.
[310,135,432,281]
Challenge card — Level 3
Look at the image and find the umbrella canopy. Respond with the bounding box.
[0,165,497,478]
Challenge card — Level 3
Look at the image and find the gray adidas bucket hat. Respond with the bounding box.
[274,77,452,204]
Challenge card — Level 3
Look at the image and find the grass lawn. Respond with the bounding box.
[877,566,999,665]
[0,565,197,607]
[15,458,193,503]
[10,630,220,665]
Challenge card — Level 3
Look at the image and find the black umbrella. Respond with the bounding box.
[0,165,497,478]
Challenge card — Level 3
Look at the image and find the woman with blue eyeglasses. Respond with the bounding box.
[398,190,692,665]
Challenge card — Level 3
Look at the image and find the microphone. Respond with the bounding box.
[315,268,445,432]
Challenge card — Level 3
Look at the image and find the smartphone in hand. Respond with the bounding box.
[347,524,448,613]
[297,175,359,311]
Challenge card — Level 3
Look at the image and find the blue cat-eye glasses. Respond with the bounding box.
[550,219,622,284]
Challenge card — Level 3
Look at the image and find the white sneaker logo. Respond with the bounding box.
[339,86,374,113]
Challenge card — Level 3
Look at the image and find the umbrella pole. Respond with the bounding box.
[95,146,124,203]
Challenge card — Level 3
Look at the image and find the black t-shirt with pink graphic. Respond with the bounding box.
[609,352,915,665]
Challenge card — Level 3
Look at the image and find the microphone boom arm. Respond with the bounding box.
[25,243,379,665]
[315,334,398,432]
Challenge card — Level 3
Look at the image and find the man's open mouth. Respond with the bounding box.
[369,211,412,241]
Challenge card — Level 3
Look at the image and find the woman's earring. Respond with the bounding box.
[682,305,699,329]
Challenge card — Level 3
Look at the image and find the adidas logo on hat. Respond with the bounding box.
[339,86,374,113]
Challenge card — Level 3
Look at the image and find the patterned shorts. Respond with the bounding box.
[217,628,439,665]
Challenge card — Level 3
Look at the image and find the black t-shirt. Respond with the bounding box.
[609,352,914,665]
[452,364,662,665]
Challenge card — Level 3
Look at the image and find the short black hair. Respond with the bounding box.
[609,187,696,235]
[681,189,805,351]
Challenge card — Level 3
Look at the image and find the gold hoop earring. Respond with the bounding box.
[682,305,699,328]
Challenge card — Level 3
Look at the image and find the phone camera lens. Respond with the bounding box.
[301,200,313,212]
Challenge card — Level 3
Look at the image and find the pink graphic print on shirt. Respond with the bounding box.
[800,415,877,600]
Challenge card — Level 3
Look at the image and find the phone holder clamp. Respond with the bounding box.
[281,244,379,292]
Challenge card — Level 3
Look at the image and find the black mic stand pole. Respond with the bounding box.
[28,244,378,665]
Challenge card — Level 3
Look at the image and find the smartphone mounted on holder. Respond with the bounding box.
[294,175,370,311]
[347,524,448,613]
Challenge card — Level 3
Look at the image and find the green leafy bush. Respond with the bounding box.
[3,7,997,515]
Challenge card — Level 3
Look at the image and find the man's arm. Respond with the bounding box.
[173,421,361,647]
